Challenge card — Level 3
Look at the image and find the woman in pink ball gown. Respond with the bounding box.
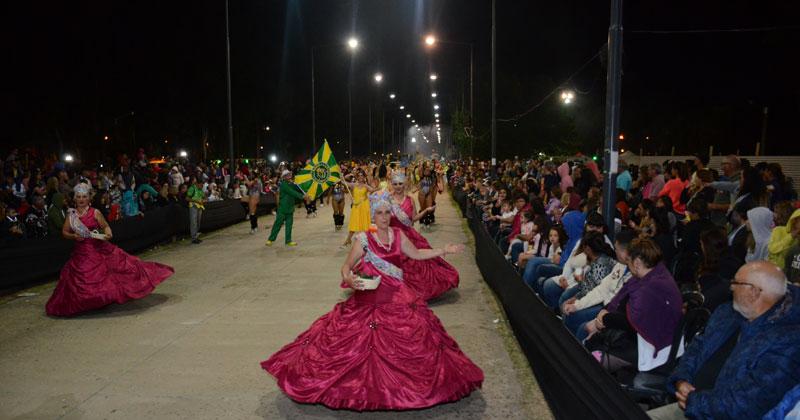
[386,173,459,300]
[261,194,483,411]
[45,184,174,317]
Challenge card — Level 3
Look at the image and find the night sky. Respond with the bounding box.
[2,0,799,161]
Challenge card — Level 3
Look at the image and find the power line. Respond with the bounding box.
[498,44,606,123]
[629,25,800,34]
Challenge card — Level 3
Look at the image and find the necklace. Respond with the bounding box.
[371,229,394,251]
[76,206,89,217]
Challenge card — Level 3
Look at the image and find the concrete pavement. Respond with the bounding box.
[0,194,551,419]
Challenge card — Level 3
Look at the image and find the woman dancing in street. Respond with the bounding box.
[261,193,482,411]
[342,169,378,246]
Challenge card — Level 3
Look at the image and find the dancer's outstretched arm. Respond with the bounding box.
[341,238,366,290]
[399,232,463,260]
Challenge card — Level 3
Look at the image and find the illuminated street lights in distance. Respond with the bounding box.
[347,37,359,51]
[389,93,396,99]
[269,154,278,163]
[399,105,405,110]
[374,72,383,84]
[64,154,74,163]
[431,92,437,98]
[429,73,438,81]
[179,150,188,158]
[424,35,436,47]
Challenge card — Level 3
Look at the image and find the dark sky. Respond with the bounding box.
[2,0,799,161]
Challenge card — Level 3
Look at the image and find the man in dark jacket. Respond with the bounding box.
[649,261,800,419]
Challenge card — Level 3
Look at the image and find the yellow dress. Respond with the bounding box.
[348,186,371,232]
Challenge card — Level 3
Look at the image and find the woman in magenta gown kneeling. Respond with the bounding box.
[261,193,483,411]
[46,183,174,317]
[387,173,459,301]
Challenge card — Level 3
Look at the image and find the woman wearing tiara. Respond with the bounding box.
[45,183,174,317]
[261,193,483,411]
[387,173,459,301]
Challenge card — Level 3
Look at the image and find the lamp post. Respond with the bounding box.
[423,34,474,157]
[602,0,624,239]
[225,0,235,173]
[347,37,359,159]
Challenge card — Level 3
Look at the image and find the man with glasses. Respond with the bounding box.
[648,261,800,419]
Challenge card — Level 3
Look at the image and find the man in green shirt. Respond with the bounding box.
[266,170,306,246]
[186,176,206,244]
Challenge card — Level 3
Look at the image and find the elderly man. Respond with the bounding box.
[708,154,741,226]
[648,261,800,419]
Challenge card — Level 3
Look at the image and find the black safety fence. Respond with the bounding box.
[1,195,276,290]
[457,193,647,420]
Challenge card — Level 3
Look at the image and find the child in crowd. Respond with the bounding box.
[517,215,551,267]
[506,210,534,260]
[546,186,562,222]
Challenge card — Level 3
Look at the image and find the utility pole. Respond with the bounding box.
[602,0,623,239]
[225,0,235,173]
[491,0,497,166]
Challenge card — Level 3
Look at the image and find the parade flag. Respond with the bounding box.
[294,140,342,200]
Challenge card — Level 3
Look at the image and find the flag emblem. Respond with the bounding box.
[294,140,341,200]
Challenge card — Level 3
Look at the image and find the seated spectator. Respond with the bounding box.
[497,193,530,252]
[517,215,553,266]
[764,383,800,420]
[562,229,635,342]
[1,204,26,241]
[506,210,534,262]
[656,195,679,234]
[615,188,630,224]
[24,195,48,238]
[649,262,800,420]
[673,199,716,284]
[538,213,611,309]
[138,190,157,212]
[659,161,690,216]
[585,238,682,373]
[121,190,142,218]
[745,207,773,263]
[768,208,800,270]
[522,210,586,293]
[651,208,677,269]
[727,200,752,263]
[684,168,715,208]
[696,229,738,312]
[556,231,616,310]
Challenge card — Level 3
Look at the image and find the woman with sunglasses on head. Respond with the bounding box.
[388,172,459,301]
[261,192,482,411]
[45,183,173,317]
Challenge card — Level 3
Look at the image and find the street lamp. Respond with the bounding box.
[411,137,417,143]
[560,90,575,104]
[434,104,440,110]
[347,36,359,159]
[269,154,277,163]
[406,114,411,118]
[373,72,383,84]
[389,93,396,99]
[425,34,436,46]
[64,154,74,163]
[431,92,437,98]
[399,105,405,110]
[429,73,438,81]
[179,150,188,158]
[347,37,359,50]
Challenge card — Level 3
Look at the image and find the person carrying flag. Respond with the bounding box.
[266,170,306,247]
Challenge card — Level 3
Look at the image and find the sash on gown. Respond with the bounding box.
[359,232,403,280]
[68,209,92,238]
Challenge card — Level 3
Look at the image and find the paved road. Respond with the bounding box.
[0,194,551,419]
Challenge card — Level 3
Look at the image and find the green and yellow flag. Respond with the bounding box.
[294,140,342,200]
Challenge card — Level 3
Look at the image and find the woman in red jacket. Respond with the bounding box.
[659,161,690,216]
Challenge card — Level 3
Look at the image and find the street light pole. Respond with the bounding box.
[225,0,235,173]
[602,0,624,239]
[470,43,474,157]
[311,47,316,152]
[491,0,497,166]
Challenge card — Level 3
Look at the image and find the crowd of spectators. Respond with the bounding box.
[0,147,302,243]
[450,154,800,418]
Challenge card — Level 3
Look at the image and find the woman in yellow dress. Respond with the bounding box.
[343,168,379,246]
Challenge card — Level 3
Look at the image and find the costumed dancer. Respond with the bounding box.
[304,195,317,218]
[416,162,437,230]
[266,170,306,247]
[331,181,346,231]
[261,193,483,411]
[342,169,379,246]
[45,183,174,317]
[387,174,459,301]
[246,175,262,233]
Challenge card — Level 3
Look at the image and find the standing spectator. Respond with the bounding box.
[615,161,632,194]
[645,163,666,201]
[558,162,573,192]
[186,176,206,244]
[708,155,741,225]
[168,166,184,190]
[650,262,800,420]
[659,161,690,216]
[47,192,66,237]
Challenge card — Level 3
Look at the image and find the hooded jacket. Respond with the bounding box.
[745,207,773,263]
[667,284,800,419]
[557,162,573,192]
[768,208,800,269]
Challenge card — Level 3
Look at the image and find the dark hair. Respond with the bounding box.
[549,225,568,248]
[696,169,713,184]
[670,161,689,182]
[615,228,637,249]
[529,197,545,216]
[532,214,550,233]
[696,154,710,167]
[521,209,535,221]
[698,228,728,277]
[628,238,664,268]
[686,198,708,219]
[657,195,674,212]
[550,185,562,198]
[581,231,614,258]
[586,212,606,229]
[616,188,627,204]
[740,166,768,205]
[652,207,673,236]
[512,192,528,203]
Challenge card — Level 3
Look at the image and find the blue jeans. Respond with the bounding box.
[564,304,602,342]
[510,242,525,264]
[522,258,561,291]
[542,277,568,309]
